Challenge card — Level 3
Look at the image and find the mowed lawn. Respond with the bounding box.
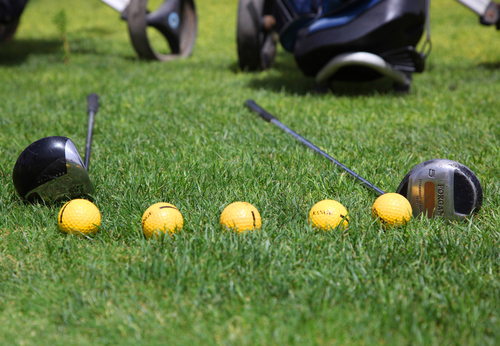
[1,0,500,344]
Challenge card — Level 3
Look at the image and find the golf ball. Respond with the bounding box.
[309,199,349,231]
[372,193,412,227]
[141,202,183,238]
[58,199,101,235]
[220,202,261,232]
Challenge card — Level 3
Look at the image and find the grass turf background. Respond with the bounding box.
[1,0,500,344]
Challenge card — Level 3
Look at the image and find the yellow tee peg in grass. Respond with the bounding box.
[372,193,412,227]
[309,199,349,231]
[58,199,101,235]
[141,203,184,238]
[220,202,261,233]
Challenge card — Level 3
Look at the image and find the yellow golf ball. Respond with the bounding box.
[220,202,261,233]
[372,193,412,227]
[58,199,101,235]
[309,199,349,231]
[141,203,183,238]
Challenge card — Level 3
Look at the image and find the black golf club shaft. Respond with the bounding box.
[245,99,385,196]
[85,93,99,170]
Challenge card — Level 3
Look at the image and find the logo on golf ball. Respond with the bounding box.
[309,199,349,231]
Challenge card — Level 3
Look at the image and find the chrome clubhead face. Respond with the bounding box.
[12,136,94,203]
[396,159,483,220]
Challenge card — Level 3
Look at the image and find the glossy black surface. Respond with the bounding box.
[12,136,69,198]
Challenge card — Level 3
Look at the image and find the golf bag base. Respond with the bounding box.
[314,52,415,92]
[236,0,429,92]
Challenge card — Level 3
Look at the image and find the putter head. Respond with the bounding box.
[12,136,94,203]
[396,159,483,220]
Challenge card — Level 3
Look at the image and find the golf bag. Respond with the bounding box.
[237,0,431,92]
[0,0,28,42]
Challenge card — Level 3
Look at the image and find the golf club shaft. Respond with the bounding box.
[85,93,99,170]
[245,99,386,196]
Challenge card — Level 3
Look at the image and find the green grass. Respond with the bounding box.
[1,0,500,344]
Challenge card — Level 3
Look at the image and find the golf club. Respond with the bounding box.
[85,93,99,170]
[245,99,483,220]
[12,93,99,203]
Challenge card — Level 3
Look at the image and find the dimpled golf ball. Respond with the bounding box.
[372,193,412,227]
[141,202,183,238]
[58,199,101,235]
[220,202,261,232]
[309,199,349,231]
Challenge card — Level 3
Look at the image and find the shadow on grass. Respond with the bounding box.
[0,39,61,65]
[478,61,500,70]
[234,51,400,96]
[80,27,117,36]
[0,36,135,64]
[247,72,317,95]
[246,70,397,96]
[328,78,396,96]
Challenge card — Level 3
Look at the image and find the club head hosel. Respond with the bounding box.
[85,93,98,171]
[245,99,277,122]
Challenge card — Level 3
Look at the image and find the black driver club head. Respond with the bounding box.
[12,136,94,203]
[396,159,483,220]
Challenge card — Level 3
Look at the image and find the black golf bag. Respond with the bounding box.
[0,0,28,42]
[237,0,431,92]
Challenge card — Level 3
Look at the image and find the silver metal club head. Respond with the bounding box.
[396,159,483,220]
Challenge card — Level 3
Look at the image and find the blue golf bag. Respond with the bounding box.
[237,0,431,92]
